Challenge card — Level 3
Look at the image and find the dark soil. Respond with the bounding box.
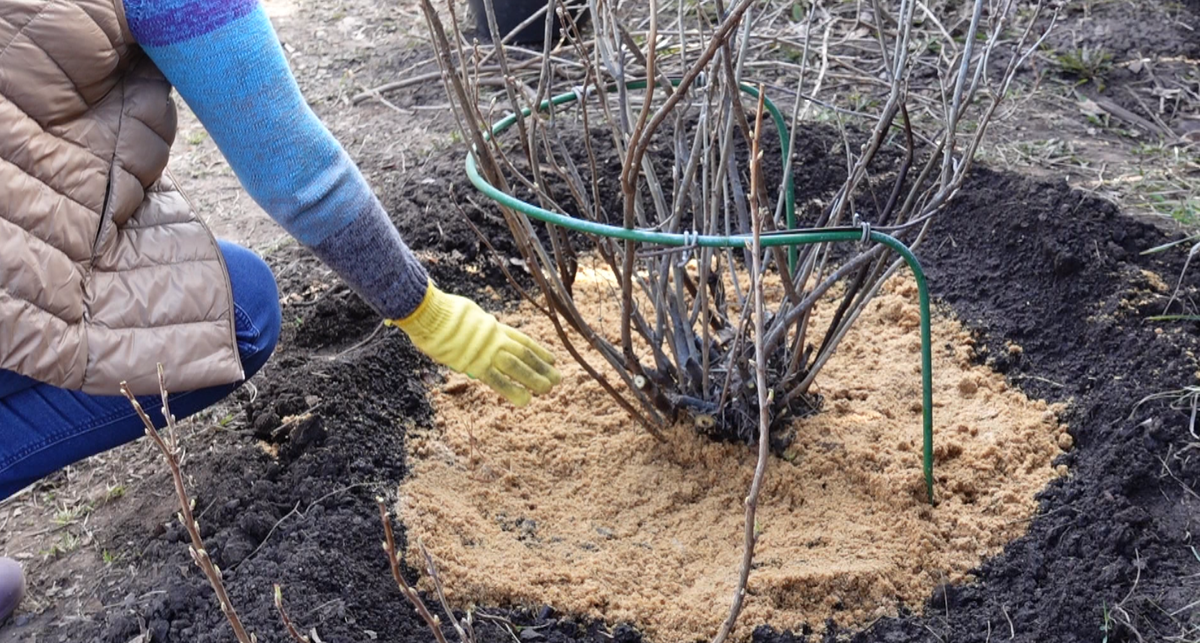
[829,167,1200,643]
[1043,0,1200,138]
[5,120,1200,643]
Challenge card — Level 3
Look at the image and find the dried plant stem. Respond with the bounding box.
[420,540,477,643]
[120,365,255,643]
[711,89,770,643]
[378,500,450,643]
[423,0,673,429]
[618,0,659,370]
[628,0,757,172]
[274,585,311,643]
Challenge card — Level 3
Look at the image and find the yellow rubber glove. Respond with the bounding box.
[386,281,561,407]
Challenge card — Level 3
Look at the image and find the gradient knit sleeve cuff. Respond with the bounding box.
[306,205,429,320]
[123,0,428,318]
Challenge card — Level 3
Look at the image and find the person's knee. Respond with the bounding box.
[217,241,282,379]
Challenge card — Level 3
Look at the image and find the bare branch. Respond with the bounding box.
[712,88,771,643]
[377,499,450,643]
[120,366,255,643]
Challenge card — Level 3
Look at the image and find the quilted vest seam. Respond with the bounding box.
[2,18,91,110]
[0,154,104,217]
[91,257,214,275]
[0,284,75,321]
[0,1,52,58]
[87,318,230,332]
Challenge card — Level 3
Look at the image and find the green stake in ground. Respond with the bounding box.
[464,81,936,504]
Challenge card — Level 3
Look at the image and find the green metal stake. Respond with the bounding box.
[464,80,936,503]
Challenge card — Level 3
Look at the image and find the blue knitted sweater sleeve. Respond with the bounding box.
[122,0,428,319]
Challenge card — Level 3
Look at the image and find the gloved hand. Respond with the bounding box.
[386,281,561,406]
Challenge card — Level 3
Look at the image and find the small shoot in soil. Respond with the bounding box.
[1055,46,1114,89]
[1101,601,1113,643]
[274,584,312,643]
[104,484,127,503]
[38,532,80,559]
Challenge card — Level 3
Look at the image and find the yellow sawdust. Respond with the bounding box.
[397,262,1068,642]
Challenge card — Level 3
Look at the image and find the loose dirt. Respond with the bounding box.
[400,263,1068,641]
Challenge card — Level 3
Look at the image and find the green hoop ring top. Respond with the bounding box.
[463,79,936,503]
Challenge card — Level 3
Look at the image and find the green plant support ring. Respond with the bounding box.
[464,80,936,504]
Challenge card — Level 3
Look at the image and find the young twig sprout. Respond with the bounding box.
[274,585,312,643]
[378,499,476,643]
[121,365,256,643]
[711,86,773,643]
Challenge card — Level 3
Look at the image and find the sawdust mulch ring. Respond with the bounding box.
[389,129,1200,642]
[401,263,1070,641]
[395,95,1088,641]
[393,148,1200,638]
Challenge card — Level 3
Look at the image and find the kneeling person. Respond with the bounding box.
[0,0,562,623]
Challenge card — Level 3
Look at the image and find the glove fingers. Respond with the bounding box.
[519,346,561,387]
[495,350,557,396]
[504,327,557,366]
[480,368,532,407]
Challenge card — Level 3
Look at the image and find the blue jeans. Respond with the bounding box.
[0,241,282,501]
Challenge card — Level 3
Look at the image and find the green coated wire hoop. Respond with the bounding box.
[464,79,936,503]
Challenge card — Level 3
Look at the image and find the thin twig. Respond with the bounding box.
[378,499,450,643]
[120,365,255,643]
[420,540,477,643]
[711,86,770,643]
[274,585,312,643]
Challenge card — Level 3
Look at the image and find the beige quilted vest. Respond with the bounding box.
[0,0,243,396]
